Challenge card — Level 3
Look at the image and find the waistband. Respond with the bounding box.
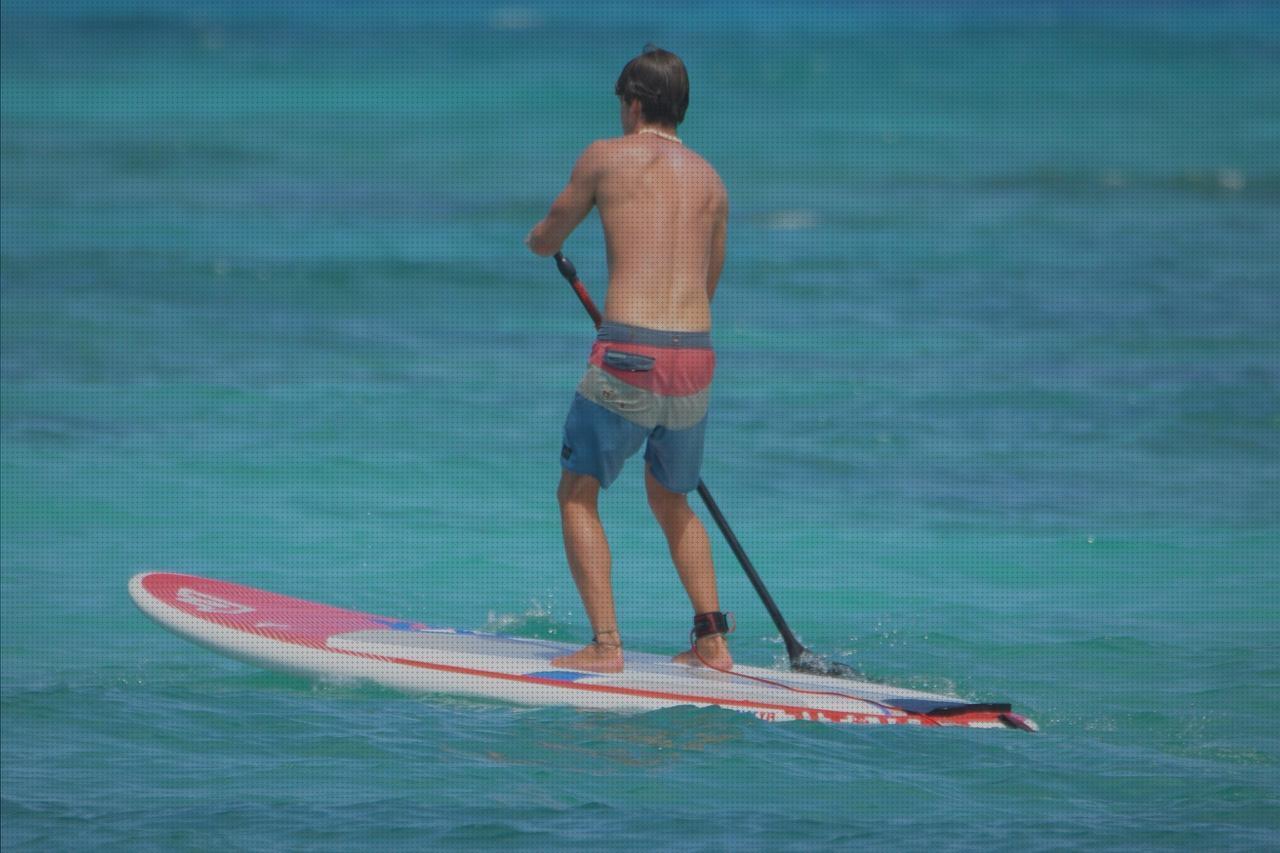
[598,321,711,350]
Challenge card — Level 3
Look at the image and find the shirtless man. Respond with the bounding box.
[525,47,731,673]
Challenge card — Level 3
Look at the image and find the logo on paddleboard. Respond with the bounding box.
[176,587,255,615]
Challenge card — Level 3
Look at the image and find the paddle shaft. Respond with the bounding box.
[553,251,812,666]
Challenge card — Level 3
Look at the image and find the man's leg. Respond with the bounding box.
[645,466,733,668]
[552,470,624,672]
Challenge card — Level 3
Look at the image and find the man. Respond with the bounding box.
[525,47,731,673]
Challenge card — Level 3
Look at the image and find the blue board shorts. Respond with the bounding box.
[561,322,714,493]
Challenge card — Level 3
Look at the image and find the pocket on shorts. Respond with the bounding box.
[577,367,657,427]
[602,348,655,372]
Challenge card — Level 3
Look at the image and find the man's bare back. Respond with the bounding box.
[596,134,726,331]
[526,119,727,333]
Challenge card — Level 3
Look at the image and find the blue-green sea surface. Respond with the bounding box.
[3,1,1278,850]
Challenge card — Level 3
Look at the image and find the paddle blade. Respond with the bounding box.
[791,652,864,680]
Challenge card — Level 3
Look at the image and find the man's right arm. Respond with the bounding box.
[525,142,604,257]
[706,188,728,302]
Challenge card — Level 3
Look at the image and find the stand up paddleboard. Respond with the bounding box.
[129,573,1036,731]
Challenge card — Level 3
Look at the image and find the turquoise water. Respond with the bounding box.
[3,1,1278,849]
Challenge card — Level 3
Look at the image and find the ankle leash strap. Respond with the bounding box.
[691,611,734,641]
[592,628,621,648]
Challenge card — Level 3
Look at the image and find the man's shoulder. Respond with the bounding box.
[589,134,648,158]
[596,134,723,173]
[676,144,726,192]
[575,136,642,172]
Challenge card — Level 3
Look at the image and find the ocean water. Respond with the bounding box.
[2,1,1278,849]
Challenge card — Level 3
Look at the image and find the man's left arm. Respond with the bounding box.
[525,142,603,257]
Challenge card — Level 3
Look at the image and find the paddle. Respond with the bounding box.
[553,251,859,678]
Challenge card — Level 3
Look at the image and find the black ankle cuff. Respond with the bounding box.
[692,611,734,640]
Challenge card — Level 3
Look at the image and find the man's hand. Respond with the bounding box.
[525,222,554,256]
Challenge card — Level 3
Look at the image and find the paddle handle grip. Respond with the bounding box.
[554,252,603,329]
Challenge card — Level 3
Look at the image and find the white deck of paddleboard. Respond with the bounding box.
[332,629,965,715]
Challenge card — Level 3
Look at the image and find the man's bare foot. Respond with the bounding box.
[673,634,733,669]
[552,631,624,673]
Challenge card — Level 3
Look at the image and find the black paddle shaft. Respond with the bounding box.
[693,481,807,662]
[552,252,857,678]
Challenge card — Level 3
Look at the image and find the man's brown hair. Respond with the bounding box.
[614,45,689,126]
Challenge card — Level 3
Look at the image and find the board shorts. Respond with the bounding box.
[561,321,714,493]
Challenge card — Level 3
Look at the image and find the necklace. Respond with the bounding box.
[637,127,682,144]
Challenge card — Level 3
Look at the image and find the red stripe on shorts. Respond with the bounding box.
[588,342,715,397]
